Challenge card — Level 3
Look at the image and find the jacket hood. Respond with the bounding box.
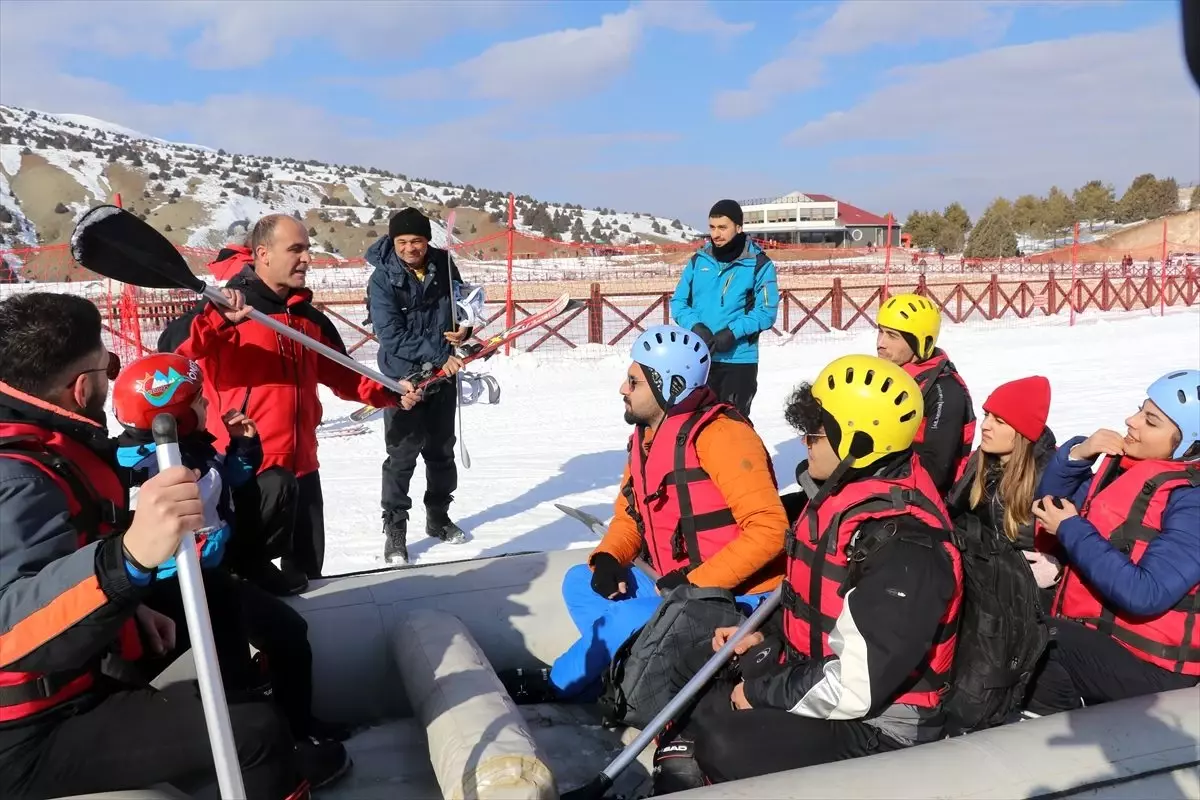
[208,245,254,281]
[366,235,450,280]
[225,264,313,310]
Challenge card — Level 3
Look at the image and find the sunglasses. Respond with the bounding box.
[803,431,828,447]
[80,351,121,381]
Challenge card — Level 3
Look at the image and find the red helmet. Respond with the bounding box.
[112,353,205,436]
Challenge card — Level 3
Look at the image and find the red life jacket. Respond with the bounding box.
[781,455,963,709]
[623,391,773,577]
[1053,456,1200,676]
[903,350,976,483]
[0,420,139,723]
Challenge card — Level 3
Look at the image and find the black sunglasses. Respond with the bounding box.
[80,351,121,381]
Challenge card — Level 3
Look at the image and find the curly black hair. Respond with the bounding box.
[784,382,823,434]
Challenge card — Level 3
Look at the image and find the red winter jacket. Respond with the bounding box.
[158,251,397,477]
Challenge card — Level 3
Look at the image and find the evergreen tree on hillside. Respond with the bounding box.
[965,208,1019,259]
[942,202,971,234]
[1071,180,1116,228]
[1039,186,1077,243]
[1011,194,1044,237]
[1190,185,1200,211]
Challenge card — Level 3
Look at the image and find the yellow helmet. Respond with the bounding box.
[877,293,941,361]
[812,354,923,468]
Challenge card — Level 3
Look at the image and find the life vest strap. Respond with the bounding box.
[0,436,124,538]
[0,668,90,707]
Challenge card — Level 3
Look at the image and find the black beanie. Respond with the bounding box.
[708,199,743,226]
[388,207,432,241]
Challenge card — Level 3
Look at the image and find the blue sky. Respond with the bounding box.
[1,1,1197,225]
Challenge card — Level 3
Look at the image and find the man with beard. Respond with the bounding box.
[160,215,420,589]
[505,325,787,704]
[366,207,474,566]
[0,292,304,798]
[670,200,779,419]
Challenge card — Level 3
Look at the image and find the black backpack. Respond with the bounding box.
[599,585,747,730]
[941,514,1050,735]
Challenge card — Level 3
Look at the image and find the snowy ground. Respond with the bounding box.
[300,308,1200,575]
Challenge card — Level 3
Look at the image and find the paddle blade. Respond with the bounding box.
[71,205,205,292]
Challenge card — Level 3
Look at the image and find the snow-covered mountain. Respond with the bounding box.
[0,104,701,271]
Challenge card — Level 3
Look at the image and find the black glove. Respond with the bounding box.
[589,553,626,598]
[655,568,691,592]
[737,635,783,681]
[690,323,715,348]
[711,328,736,353]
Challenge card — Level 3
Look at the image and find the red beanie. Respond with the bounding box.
[983,376,1051,442]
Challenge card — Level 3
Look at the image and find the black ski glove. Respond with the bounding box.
[736,636,784,681]
[690,323,715,348]
[711,328,736,353]
[589,553,626,598]
[655,568,691,592]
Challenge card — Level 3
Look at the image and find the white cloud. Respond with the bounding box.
[712,0,1098,118]
[376,1,752,105]
[792,23,1200,216]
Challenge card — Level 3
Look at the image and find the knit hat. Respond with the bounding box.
[708,199,743,227]
[983,376,1051,442]
[388,207,432,241]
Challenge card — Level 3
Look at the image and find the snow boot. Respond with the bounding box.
[383,518,408,565]
[426,506,468,544]
[651,732,705,795]
[295,735,352,790]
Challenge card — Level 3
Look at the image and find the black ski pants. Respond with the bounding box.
[673,681,904,785]
[287,471,326,579]
[228,465,299,577]
[141,569,317,739]
[381,384,457,522]
[1025,619,1198,715]
[706,361,759,419]
[0,681,298,800]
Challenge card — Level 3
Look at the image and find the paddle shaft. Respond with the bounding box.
[201,286,409,396]
[585,585,783,794]
[152,414,247,799]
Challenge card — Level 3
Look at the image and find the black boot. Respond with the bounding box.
[652,733,705,795]
[383,517,408,565]
[426,506,468,544]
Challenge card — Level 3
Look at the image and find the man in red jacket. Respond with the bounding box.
[160,215,419,588]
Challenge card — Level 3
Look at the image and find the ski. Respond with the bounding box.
[445,210,471,470]
[317,423,369,439]
[349,404,384,424]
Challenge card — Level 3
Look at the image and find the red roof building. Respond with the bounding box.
[738,191,899,247]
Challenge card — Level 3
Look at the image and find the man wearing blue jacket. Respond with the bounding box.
[670,200,779,418]
[1027,369,1200,712]
[367,208,471,566]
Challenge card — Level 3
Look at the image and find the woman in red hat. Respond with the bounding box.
[948,375,1060,604]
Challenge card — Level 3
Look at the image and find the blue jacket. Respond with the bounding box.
[116,432,262,579]
[669,238,779,365]
[1038,436,1200,618]
[366,236,463,381]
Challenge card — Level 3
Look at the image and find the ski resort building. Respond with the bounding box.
[739,192,902,247]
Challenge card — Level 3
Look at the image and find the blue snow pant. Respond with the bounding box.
[549,562,769,700]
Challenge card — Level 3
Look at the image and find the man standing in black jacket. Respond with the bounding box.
[367,208,474,565]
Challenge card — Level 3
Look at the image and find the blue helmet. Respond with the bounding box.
[631,324,711,408]
[1146,369,1200,460]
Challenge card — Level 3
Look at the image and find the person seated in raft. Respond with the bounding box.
[947,375,1061,609]
[503,324,787,703]
[653,355,964,789]
[1026,369,1200,713]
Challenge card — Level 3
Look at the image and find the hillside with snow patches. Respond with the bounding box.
[0,105,702,265]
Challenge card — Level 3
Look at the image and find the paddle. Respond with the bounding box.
[561,584,783,800]
[152,413,247,799]
[69,205,412,397]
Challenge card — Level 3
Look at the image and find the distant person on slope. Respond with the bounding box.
[505,325,787,703]
[1026,369,1200,713]
[366,207,482,566]
[874,293,976,496]
[670,200,779,419]
[159,214,417,586]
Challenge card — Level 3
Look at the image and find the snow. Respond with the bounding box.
[39,147,110,203]
[45,113,152,141]
[0,144,20,177]
[236,308,1200,576]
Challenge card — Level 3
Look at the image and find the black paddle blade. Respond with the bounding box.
[560,774,613,800]
[70,204,205,292]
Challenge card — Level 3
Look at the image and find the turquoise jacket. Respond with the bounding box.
[669,238,779,364]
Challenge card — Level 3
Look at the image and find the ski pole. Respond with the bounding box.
[153,413,247,799]
[561,584,783,800]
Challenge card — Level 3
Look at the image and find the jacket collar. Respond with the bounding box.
[226,265,313,311]
[366,235,450,283]
[0,381,114,459]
